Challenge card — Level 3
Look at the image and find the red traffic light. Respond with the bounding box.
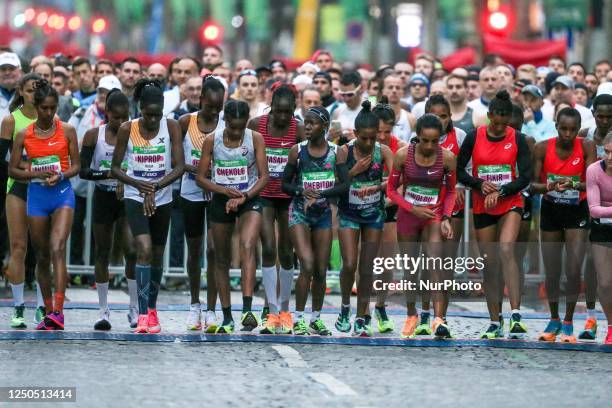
[91,17,107,34]
[200,21,223,44]
[68,15,82,31]
[484,5,514,36]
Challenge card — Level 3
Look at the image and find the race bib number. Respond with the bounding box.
[188,149,201,180]
[546,174,580,205]
[31,155,61,183]
[214,158,248,190]
[133,146,166,178]
[404,185,439,206]
[266,147,290,179]
[349,180,381,209]
[303,171,335,205]
[478,164,512,187]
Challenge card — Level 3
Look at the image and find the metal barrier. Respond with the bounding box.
[65,184,547,283]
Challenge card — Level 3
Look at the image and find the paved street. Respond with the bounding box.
[0,287,611,407]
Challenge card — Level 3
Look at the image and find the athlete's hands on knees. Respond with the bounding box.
[480,181,498,195]
[225,197,245,213]
[223,187,244,198]
[304,196,317,213]
[409,206,437,220]
[484,192,500,210]
[441,219,453,240]
[137,181,157,196]
[46,173,61,186]
[455,188,465,207]
[143,193,156,217]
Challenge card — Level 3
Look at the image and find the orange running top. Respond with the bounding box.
[23,120,70,173]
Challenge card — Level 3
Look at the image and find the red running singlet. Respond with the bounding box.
[259,114,298,198]
[541,137,586,204]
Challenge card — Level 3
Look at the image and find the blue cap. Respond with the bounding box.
[409,73,430,90]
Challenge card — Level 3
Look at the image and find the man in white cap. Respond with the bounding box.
[0,52,22,121]
[68,74,122,265]
[551,75,594,130]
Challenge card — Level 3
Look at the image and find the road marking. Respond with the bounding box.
[271,345,307,368]
[307,372,357,396]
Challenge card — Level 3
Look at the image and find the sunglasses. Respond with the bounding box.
[410,82,426,88]
[238,69,257,79]
[339,85,361,98]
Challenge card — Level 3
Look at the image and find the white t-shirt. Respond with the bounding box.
[393,109,413,142]
[467,98,489,117]
[334,103,361,132]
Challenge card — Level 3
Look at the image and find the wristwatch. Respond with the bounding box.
[572,180,580,190]
[243,192,249,200]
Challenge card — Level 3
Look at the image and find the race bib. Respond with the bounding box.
[404,185,439,206]
[214,158,248,190]
[31,155,61,183]
[349,180,381,209]
[478,164,512,187]
[99,159,128,172]
[303,171,335,205]
[599,218,612,225]
[133,146,166,178]
[266,147,290,179]
[546,174,580,205]
[188,149,201,180]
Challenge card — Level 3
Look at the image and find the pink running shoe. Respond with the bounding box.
[147,309,161,334]
[134,314,148,334]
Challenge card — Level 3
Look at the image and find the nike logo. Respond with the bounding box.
[281,142,292,147]
[445,144,454,150]
[60,187,68,194]
[48,141,59,146]
[504,143,512,150]
[427,170,439,175]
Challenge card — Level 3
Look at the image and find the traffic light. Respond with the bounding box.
[200,21,223,45]
[68,15,82,31]
[484,4,514,36]
[91,17,107,34]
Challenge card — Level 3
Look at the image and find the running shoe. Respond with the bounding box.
[35,319,48,330]
[309,318,332,336]
[401,315,418,338]
[499,315,505,337]
[10,304,26,329]
[480,323,503,339]
[34,306,45,324]
[538,319,561,342]
[559,321,577,343]
[240,311,259,331]
[204,311,219,333]
[415,312,432,335]
[364,315,374,337]
[127,306,139,329]
[508,313,527,339]
[293,318,309,335]
[147,309,161,334]
[260,314,280,334]
[352,318,371,337]
[278,311,293,335]
[374,306,395,333]
[215,320,235,334]
[45,312,64,330]
[578,317,598,341]
[94,309,112,331]
[605,329,612,345]
[260,306,269,326]
[187,304,202,331]
[432,317,453,339]
[335,306,351,333]
[135,314,148,333]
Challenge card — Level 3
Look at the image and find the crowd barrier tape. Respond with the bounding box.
[0,330,610,353]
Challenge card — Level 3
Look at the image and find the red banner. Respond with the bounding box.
[483,34,566,67]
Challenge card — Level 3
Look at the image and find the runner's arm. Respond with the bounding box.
[586,163,612,218]
[0,115,15,163]
[195,133,226,195]
[579,139,597,192]
[319,147,350,198]
[498,132,532,197]
[529,141,548,194]
[79,128,108,180]
[281,145,302,196]
[7,130,39,180]
[178,114,198,176]
[386,146,413,213]
[442,150,457,218]
[62,123,81,179]
[155,118,185,190]
[245,131,270,198]
[456,131,483,190]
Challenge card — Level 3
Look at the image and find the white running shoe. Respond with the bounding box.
[127,305,139,329]
[204,310,218,333]
[94,308,112,331]
[187,304,202,331]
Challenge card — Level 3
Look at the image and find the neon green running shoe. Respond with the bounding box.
[10,305,26,329]
[480,323,504,339]
[352,317,374,337]
[508,313,527,339]
[215,320,235,334]
[335,306,351,333]
[34,306,45,324]
[309,318,332,336]
[240,311,259,331]
[374,307,395,333]
[415,313,432,335]
[293,317,310,335]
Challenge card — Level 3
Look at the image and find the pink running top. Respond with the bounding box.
[586,160,612,218]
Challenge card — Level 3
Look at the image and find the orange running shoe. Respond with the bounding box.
[147,309,161,334]
[278,311,293,334]
[260,313,280,334]
[135,314,148,334]
[538,319,561,342]
[578,317,598,341]
[401,315,418,338]
[559,321,577,343]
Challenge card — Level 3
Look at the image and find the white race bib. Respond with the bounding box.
[404,185,439,206]
[31,155,61,183]
[349,180,380,209]
[266,147,290,179]
[478,164,512,187]
[133,145,166,178]
[546,173,580,205]
[214,158,248,190]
